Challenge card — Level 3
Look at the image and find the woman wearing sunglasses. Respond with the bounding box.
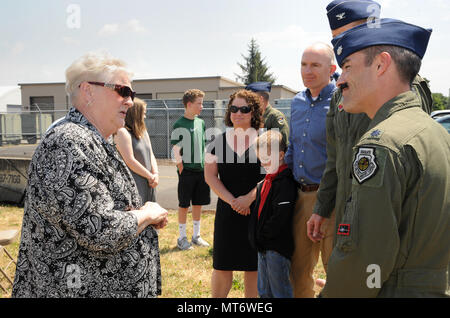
[205,89,264,298]
[12,52,168,298]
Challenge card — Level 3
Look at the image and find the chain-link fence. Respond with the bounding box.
[0,109,68,146]
[142,99,292,159]
[0,99,293,158]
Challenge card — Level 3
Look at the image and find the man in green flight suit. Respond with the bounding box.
[310,17,449,297]
[307,0,434,288]
[246,82,289,145]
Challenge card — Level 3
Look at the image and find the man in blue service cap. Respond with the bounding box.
[325,0,433,115]
[245,82,289,145]
[326,0,381,36]
[314,19,450,297]
[305,0,434,291]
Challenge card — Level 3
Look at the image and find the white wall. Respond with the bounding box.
[0,86,21,112]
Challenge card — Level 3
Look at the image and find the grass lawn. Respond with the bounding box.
[0,204,325,298]
[0,204,23,298]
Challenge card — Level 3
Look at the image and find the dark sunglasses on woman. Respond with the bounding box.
[229,105,252,114]
[82,81,136,101]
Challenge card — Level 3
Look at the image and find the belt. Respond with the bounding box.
[298,183,320,192]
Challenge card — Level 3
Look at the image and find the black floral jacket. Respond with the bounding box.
[12,107,161,298]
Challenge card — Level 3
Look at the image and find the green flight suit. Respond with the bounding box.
[314,75,433,227]
[262,104,289,146]
[321,91,450,297]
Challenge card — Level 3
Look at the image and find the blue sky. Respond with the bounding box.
[1,0,449,95]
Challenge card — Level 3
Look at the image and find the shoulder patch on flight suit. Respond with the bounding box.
[277,117,285,125]
[352,146,388,187]
[353,147,378,184]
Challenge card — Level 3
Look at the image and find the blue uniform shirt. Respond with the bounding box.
[285,82,336,185]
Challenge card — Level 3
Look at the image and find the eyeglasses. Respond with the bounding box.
[229,105,252,114]
[86,81,136,101]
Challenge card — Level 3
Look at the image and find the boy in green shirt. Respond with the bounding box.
[171,89,211,250]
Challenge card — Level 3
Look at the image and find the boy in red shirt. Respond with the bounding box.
[249,130,297,297]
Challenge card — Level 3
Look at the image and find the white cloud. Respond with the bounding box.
[127,19,147,33]
[98,19,147,37]
[98,23,119,36]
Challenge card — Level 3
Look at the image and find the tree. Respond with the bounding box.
[432,93,449,111]
[236,38,276,85]
[423,78,449,111]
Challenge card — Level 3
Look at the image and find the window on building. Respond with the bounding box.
[30,96,55,120]
[136,93,153,101]
[30,96,54,111]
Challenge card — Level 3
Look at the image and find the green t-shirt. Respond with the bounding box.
[170,116,206,171]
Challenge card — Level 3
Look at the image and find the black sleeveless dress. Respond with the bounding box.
[130,131,156,203]
[208,132,264,271]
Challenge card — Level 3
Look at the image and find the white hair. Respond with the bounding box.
[65,51,134,103]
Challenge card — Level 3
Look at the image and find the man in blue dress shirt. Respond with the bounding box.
[285,42,337,297]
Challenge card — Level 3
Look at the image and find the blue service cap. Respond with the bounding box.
[245,82,272,93]
[331,18,432,67]
[331,72,340,81]
[326,0,381,30]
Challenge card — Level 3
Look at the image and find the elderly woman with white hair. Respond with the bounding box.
[12,52,168,298]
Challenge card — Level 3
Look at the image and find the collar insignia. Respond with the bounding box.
[336,12,346,20]
[368,129,383,140]
[370,129,382,138]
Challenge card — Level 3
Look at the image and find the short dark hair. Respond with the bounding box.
[256,91,270,102]
[182,89,205,107]
[362,45,421,86]
[224,90,262,130]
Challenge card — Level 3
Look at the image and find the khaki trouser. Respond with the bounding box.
[290,189,335,298]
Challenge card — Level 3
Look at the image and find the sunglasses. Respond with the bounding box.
[86,81,136,101]
[229,105,252,114]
